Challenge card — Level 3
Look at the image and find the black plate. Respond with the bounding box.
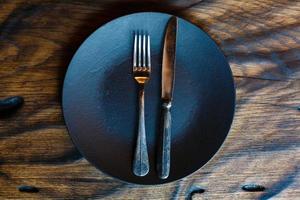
[62,12,235,184]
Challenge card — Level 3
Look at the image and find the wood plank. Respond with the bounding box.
[0,0,299,199]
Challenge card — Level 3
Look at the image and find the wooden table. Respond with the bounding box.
[0,0,299,199]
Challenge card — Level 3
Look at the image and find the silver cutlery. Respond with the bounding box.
[132,31,151,177]
[157,16,178,179]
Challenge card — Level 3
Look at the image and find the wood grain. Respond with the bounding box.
[0,0,299,199]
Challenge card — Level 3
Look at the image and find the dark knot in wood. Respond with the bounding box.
[186,186,205,200]
[0,96,24,112]
[18,185,39,193]
[242,184,265,192]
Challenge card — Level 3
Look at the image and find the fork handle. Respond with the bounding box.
[133,86,149,177]
[158,102,172,179]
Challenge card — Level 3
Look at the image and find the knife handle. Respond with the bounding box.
[158,102,172,179]
[133,86,149,177]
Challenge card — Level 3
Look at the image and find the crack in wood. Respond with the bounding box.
[242,184,265,192]
[18,185,39,193]
[186,186,205,200]
[0,96,24,113]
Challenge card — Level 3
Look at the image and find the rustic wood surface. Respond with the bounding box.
[0,0,299,199]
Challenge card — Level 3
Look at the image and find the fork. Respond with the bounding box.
[132,31,151,177]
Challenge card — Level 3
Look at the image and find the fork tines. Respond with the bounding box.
[133,31,151,73]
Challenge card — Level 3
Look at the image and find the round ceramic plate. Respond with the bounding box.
[63,12,235,184]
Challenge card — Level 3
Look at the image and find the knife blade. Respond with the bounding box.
[158,16,178,179]
[161,16,177,102]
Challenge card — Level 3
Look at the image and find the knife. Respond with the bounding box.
[158,16,178,179]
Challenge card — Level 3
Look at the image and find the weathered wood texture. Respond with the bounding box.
[0,0,299,199]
